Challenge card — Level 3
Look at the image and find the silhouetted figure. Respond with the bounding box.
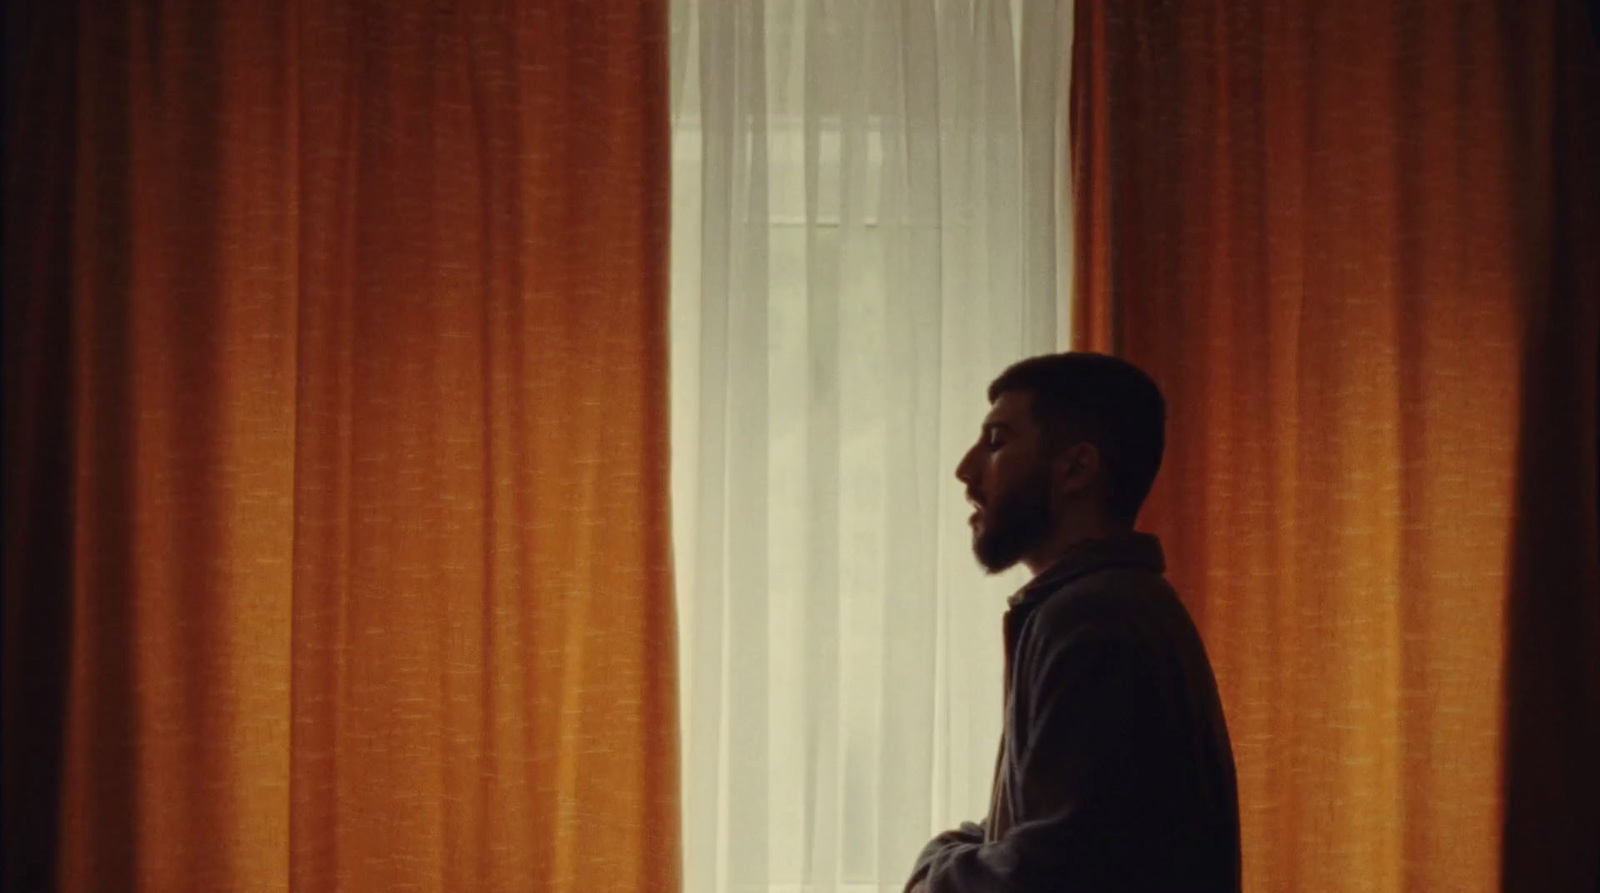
[906,352,1240,893]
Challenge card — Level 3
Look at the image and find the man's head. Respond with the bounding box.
[954,352,1166,574]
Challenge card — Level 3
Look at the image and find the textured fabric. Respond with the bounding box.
[1071,2,1600,892]
[907,533,1240,893]
[668,2,1075,891]
[1,2,678,892]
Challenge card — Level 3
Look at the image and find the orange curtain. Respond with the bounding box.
[1072,2,1599,892]
[2,2,678,892]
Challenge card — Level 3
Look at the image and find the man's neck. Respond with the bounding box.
[1021,520,1127,578]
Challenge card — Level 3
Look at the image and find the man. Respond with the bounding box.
[905,352,1240,893]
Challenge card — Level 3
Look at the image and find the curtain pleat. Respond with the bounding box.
[1499,4,1600,888]
[2,2,678,892]
[1071,2,1599,891]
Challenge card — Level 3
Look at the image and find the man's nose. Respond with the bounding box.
[954,445,978,485]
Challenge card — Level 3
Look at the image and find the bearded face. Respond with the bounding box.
[956,391,1064,575]
[968,459,1055,574]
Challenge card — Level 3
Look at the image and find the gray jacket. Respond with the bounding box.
[906,533,1240,893]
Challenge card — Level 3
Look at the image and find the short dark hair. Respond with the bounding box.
[987,352,1166,527]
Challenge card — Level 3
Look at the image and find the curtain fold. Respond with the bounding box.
[2,2,678,892]
[1071,2,1600,892]
[1499,3,1600,888]
[669,2,1073,891]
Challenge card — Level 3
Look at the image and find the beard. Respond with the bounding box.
[972,463,1055,574]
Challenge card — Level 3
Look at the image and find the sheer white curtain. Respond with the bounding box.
[669,2,1074,891]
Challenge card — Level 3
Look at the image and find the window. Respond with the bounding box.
[670,2,1073,889]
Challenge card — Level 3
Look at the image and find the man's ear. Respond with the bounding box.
[1051,441,1103,498]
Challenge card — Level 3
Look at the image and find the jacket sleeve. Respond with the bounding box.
[919,616,1165,893]
[903,821,986,892]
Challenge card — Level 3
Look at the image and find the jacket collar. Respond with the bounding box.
[1007,531,1167,610]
